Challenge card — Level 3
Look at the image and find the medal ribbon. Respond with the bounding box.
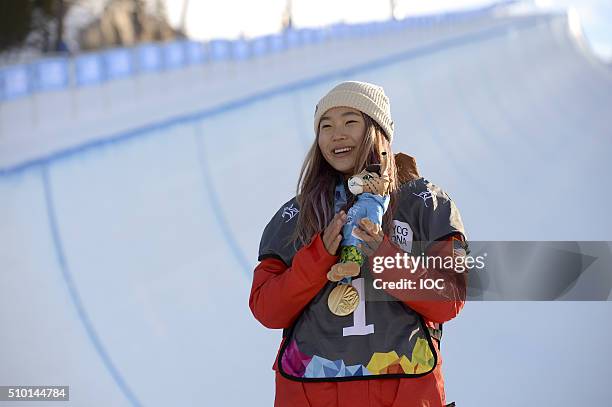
[334,176,352,285]
[334,176,347,215]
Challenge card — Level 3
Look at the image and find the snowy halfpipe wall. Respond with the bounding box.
[1,11,611,407]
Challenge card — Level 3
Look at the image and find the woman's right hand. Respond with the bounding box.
[322,211,346,255]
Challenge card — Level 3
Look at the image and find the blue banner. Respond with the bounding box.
[250,37,268,58]
[137,44,161,73]
[300,28,315,45]
[268,34,285,53]
[330,23,350,40]
[75,54,104,86]
[1,65,30,100]
[231,39,250,61]
[285,29,301,48]
[209,40,231,61]
[163,41,185,69]
[312,28,327,44]
[185,41,205,64]
[34,58,69,92]
[104,49,133,80]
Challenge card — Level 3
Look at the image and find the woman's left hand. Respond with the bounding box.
[354,218,384,257]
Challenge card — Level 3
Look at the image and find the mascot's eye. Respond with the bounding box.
[363,175,371,180]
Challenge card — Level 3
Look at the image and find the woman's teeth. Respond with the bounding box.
[334,147,353,155]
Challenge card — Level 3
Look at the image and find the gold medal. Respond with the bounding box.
[328,283,360,316]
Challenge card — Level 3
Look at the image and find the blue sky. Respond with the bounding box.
[533,0,612,60]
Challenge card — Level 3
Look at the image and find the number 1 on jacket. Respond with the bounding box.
[343,278,374,336]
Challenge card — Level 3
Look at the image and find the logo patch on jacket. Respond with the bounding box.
[391,220,413,252]
[412,190,435,208]
[281,204,299,223]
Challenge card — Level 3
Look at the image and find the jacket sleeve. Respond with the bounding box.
[373,232,468,324]
[249,233,338,329]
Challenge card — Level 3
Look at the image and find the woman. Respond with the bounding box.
[249,81,467,407]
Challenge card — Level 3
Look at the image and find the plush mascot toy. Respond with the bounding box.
[327,152,391,282]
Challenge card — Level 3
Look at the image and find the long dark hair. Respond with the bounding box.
[293,113,399,246]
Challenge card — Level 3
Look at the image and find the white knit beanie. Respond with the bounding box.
[314,81,394,143]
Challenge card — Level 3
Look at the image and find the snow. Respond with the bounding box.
[0,11,611,407]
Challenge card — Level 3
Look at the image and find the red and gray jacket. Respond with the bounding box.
[250,155,467,405]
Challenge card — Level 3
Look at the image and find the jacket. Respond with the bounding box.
[249,153,467,406]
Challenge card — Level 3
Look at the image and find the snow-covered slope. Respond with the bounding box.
[1,11,611,407]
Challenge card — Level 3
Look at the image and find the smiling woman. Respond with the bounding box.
[293,82,398,248]
[249,80,467,407]
[318,107,365,173]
